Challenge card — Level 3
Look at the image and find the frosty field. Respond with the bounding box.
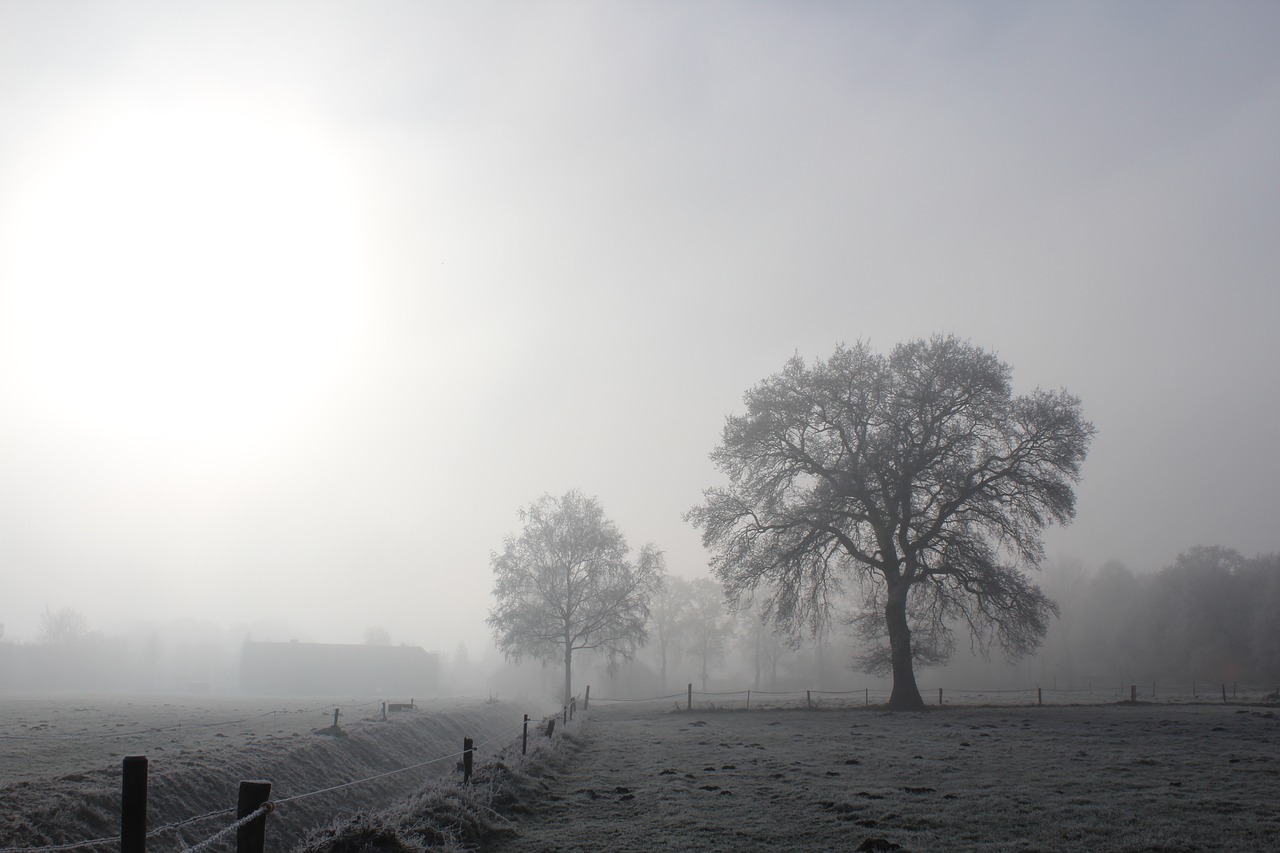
[493,701,1280,853]
[3,695,1277,852]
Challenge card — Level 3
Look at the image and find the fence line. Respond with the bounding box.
[273,748,470,806]
[588,692,686,703]
[0,701,570,853]
[146,807,236,844]
[179,804,270,853]
[590,680,1278,710]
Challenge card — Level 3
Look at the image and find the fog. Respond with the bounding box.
[1,3,1278,676]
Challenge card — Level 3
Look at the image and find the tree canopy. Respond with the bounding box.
[687,336,1094,709]
[487,489,664,704]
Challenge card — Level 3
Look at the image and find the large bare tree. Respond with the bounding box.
[687,336,1094,709]
[487,490,664,704]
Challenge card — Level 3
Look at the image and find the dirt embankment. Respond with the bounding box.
[0,697,547,852]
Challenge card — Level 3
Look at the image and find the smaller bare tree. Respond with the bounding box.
[737,599,793,689]
[38,607,90,646]
[684,578,733,691]
[649,574,691,691]
[487,490,664,704]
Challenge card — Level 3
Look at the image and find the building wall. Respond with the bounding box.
[239,641,439,697]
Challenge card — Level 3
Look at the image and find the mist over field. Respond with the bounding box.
[1,1,1279,697]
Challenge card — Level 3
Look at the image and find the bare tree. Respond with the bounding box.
[684,578,733,691]
[688,336,1093,709]
[649,574,691,692]
[487,490,664,704]
[38,607,90,646]
[736,599,793,689]
[363,625,392,645]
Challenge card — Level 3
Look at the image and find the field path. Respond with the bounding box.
[490,702,1280,852]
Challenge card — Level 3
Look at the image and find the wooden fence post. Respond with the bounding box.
[121,755,147,853]
[865,687,869,706]
[1130,685,1136,702]
[235,780,272,853]
[463,737,474,784]
[1221,684,1227,704]
[585,685,590,710]
[382,702,387,721]
[1037,688,1042,706]
[806,690,812,709]
[522,714,529,755]
[938,688,943,706]
[746,690,751,710]
[563,705,568,725]
[545,718,556,738]
[332,708,340,728]
[570,698,575,720]
[687,683,692,711]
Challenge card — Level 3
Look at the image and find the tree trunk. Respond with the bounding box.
[563,641,573,706]
[753,627,761,690]
[885,581,925,710]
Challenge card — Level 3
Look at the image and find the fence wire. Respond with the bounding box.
[180,804,271,853]
[0,704,548,853]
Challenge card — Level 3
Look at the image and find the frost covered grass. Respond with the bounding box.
[296,724,585,852]
[0,696,548,852]
[489,701,1280,852]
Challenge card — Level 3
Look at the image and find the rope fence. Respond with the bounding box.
[590,680,1280,711]
[0,699,579,853]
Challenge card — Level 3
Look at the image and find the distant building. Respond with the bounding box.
[240,641,439,697]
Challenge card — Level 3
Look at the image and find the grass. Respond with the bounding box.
[296,726,585,852]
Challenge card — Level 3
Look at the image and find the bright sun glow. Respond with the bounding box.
[5,100,369,461]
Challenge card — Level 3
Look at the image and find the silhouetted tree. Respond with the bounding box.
[736,598,793,689]
[38,607,90,646]
[1247,553,1280,680]
[487,490,664,704]
[688,336,1094,709]
[684,578,733,691]
[648,574,691,692]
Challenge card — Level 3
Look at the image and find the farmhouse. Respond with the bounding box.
[240,641,439,696]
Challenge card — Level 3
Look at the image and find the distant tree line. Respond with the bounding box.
[1035,546,1280,686]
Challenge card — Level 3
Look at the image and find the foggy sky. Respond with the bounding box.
[1,1,1278,654]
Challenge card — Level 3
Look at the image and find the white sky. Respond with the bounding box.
[1,1,1277,652]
